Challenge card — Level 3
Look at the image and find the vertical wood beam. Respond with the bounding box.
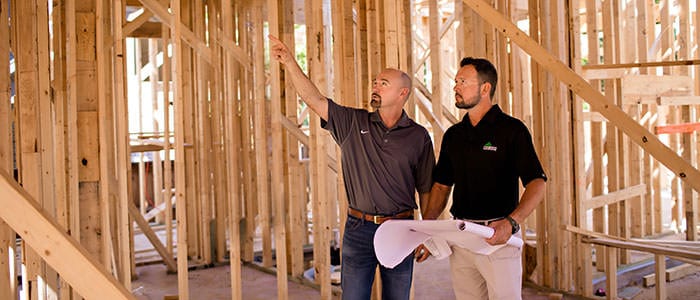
[251,0,272,268]
[162,24,174,256]
[570,0,592,295]
[221,0,242,298]
[11,0,50,297]
[429,0,443,152]
[239,2,256,263]
[605,247,618,300]
[678,0,697,241]
[267,0,289,298]
[306,0,332,297]
[111,0,133,288]
[0,0,15,297]
[654,254,667,299]
[281,0,305,278]
[171,0,190,296]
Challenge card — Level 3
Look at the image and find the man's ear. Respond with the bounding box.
[481,82,491,96]
[400,87,409,97]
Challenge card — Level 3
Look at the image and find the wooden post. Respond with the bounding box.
[12,0,51,297]
[221,0,242,298]
[281,0,305,278]
[605,246,618,300]
[171,0,190,296]
[655,254,667,300]
[267,0,289,298]
[570,0,592,295]
[239,1,256,263]
[161,24,174,256]
[306,0,332,297]
[677,0,697,242]
[112,0,133,287]
[0,0,15,297]
[429,0,443,151]
[250,1,273,269]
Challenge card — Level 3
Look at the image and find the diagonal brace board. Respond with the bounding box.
[136,0,251,67]
[462,0,700,193]
[0,171,135,300]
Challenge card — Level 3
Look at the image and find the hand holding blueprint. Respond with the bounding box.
[373,219,523,268]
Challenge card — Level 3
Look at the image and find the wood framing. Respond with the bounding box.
[0,171,135,300]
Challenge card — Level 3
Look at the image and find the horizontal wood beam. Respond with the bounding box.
[462,0,700,193]
[581,236,700,260]
[586,184,646,210]
[656,123,700,134]
[0,171,134,300]
[582,59,700,70]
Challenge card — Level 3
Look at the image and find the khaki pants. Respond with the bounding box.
[449,238,522,300]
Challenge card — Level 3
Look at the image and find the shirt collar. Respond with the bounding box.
[370,110,412,128]
[461,104,502,127]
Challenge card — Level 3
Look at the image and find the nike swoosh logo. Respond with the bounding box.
[360,130,369,134]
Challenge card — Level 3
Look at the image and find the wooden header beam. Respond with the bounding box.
[0,171,135,300]
[582,59,700,70]
[462,0,700,193]
[656,122,700,135]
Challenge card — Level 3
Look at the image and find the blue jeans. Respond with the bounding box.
[341,215,414,300]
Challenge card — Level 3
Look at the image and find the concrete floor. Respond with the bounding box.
[131,257,579,299]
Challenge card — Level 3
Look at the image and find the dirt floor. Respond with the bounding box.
[131,255,698,299]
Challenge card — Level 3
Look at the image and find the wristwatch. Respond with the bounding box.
[505,216,520,234]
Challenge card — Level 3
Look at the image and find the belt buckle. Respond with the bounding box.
[373,215,381,224]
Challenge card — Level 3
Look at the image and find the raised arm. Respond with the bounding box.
[269,35,329,121]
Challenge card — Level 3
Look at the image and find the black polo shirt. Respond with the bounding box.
[433,105,547,220]
[321,99,435,215]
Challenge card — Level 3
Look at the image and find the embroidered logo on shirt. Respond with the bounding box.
[482,141,497,151]
[360,129,369,134]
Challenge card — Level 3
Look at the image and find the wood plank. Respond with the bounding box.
[582,59,700,69]
[0,1,14,297]
[655,122,700,134]
[655,254,666,299]
[111,0,133,286]
[137,0,251,69]
[221,0,242,297]
[0,171,135,299]
[306,0,332,297]
[605,247,618,300]
[267,0,289,298]
[461,0,700,194]
[570,0,592,294]
[429,0,443,152]
[170,0,190,296]
[658,96,700,106]
[280,0,305,277]
[251,1,272,269]
[127,201,177,271]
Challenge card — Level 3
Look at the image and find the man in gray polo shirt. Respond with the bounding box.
[270,35,435,300]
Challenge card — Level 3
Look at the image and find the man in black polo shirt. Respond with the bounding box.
[418,57,546,300]
[270,35,435,300]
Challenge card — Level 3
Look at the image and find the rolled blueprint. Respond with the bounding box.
[373,219,523,268]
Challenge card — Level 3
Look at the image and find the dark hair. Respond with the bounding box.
[460,57,497,98]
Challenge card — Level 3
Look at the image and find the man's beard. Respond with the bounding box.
[370,93,381,109]
[455,93,480,109]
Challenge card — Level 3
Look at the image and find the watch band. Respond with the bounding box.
[505,216,519,234]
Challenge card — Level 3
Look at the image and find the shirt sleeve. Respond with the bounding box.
[432,130,454,186]
[514,124,548,186]
[414,134,436,193]
[320,98,357,145]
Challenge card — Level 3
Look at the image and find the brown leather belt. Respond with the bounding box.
[348,207,414,224]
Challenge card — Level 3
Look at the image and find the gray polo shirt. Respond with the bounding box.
[321,99,435,215]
